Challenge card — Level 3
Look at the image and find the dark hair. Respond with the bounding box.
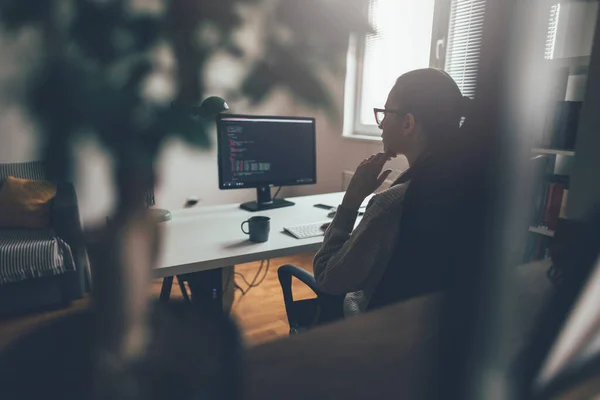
[390,68,471,143]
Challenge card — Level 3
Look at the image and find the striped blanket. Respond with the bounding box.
[0,229,75,284]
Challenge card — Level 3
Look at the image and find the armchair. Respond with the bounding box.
[0,161,89,316]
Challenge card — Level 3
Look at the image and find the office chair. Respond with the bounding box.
[277,265,344,334]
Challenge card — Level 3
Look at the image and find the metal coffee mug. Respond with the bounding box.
[241,216,270,243]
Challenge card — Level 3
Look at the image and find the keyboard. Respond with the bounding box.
[284,222,329,239]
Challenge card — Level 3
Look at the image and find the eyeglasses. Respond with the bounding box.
[373,108,406,127]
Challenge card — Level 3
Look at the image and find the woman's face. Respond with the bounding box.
[380,90,411,156]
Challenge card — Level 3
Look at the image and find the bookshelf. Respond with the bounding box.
[531,148,576,156]
[546,55,590,70]
[524,12,592,261]
[528,226,556,237]
[526,151,571,260]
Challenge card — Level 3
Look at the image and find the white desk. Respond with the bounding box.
[154,192,357,279]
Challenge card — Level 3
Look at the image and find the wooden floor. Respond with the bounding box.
[0,253,316,350]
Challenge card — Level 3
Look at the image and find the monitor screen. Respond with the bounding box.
[217,114,316,189]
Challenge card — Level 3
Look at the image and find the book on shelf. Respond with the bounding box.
[530,156,552,226]
[559,189,569,219]
[531,182,568,231]
[525,181,561,263]
[539,101,582,150]
[544,183,565,230]
[532,181,550,226]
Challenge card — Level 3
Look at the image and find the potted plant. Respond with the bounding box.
[0,0,370,398]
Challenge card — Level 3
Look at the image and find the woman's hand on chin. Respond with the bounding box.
[343,153,392,210]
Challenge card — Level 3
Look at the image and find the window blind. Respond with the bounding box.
[445,0,486,98]
[545,4,561,60]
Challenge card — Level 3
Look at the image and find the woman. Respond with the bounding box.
[313,68,476,316]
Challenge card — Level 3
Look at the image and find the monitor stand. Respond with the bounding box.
[240,186,295,212]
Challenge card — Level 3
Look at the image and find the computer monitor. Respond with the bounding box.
[217,114,317,211]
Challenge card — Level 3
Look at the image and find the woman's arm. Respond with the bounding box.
[313,195,395,295]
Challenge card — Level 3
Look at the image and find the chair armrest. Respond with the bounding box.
[52,182,89,293]
[278,265,321,329]
[52,182,81,243]
[278,264,321,296]
[278,265,345,328]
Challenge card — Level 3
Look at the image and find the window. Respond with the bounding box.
[359,0,436,127]
[444,0,486,99]
[545,4,561,60]
[344,0,569,138]
[344,0,437,137]
[544,1,598,60]
[344,0,487,137]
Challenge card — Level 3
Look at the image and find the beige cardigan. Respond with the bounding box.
[313,183,409,316]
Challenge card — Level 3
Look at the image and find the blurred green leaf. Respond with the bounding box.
[125,16,162,52]
[223,40,244,58]
[0,0,52,31]
[264,42,333,110]
[29,62,87,128]
[241,61,279,104]
[165,108,210,148]
[279,57,333,111]
[122,59,154,93]
[70,1,125,65]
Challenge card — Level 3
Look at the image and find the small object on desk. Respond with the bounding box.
[314,203,335,210]
[150,208,172,222]
[328,206,366,218]
[241,216,271,243]
[284,222,329,239]
[184,196,200,208]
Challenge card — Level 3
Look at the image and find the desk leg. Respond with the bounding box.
[160,276,174,302]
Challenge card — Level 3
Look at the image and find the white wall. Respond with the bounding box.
[554,1,599,59]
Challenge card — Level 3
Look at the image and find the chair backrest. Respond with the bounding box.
[0,161,47,185]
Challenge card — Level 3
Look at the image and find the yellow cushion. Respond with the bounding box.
[0,176,57,229]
